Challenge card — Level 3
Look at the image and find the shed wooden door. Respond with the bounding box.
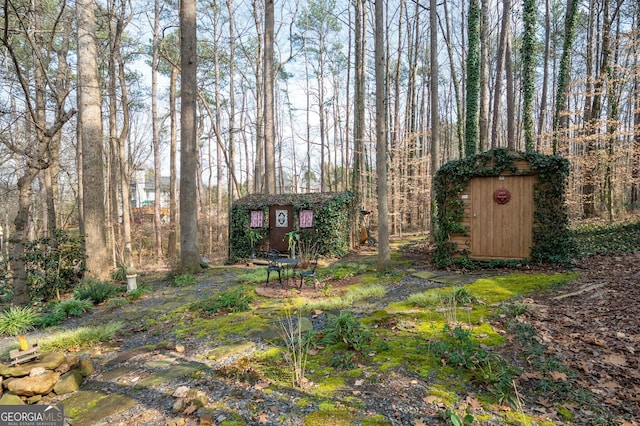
[269,205,293,252]
[469,175,535,260]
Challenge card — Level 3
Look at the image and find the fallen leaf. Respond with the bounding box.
[603,354,628,367]
[467,397,482,411]
[550,371,567,381]
[258,412,268,424]
[183,404,197,415]
[423,395,442,404]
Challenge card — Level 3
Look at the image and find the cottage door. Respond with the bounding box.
[470,175,535,260]
[269,205,293,253]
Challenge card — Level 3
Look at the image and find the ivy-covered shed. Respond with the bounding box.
[434,148,574,267]
[229,191,357,261]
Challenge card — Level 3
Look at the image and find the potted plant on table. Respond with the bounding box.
[284,229,300,258]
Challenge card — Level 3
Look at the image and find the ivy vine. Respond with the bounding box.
[434,148,574,268]
[229,191,356,260]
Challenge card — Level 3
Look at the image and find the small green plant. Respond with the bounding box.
[445,287,477,305]
[312,311,371,352]
[499,302,528,318]
[127,283,151,300]
[0,306,40,336]
[106,298,127,309]
[73,279,122,304]
[284,229,300,255]
[52,298,93,318]
[111,264,128,283]
[194,287,253,314]
[445,410,474,425]
[36,310,66,328]
[37,321,123,351]
[246,227,266,257]
[170,274,198,287]
[328,351,355,370]
[431,325,519,405]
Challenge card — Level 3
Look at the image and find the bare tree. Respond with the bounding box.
[263,0,276,194]
[375,0,389,269]
[179,0,200,271]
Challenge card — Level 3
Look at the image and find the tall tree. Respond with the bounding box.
[351,0,366,202]
[375,0,389,269]
[78,0,110,279]
[179,0,200,271]
[263,0,276,194]
[151,0,163,261]
[552,0,579,155]
[430,0,439,234]
[465,0,481,156]
[478,0,489,152]
[492,0,511,148]
[522,0,536,152]
[632,3,640,208]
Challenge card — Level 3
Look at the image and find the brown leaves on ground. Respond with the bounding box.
[525,252,640,419]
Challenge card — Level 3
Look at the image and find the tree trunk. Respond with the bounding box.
[167,65,178,262]
[375,0,390,269]
[152,0,163,262]
[521,0,535,152]
[479,0,490,152]
[491,0,510,149]
[537,0,551,137]
[179,0,200,271]
[465,0,481,156]
[430,0,439,235]
[505,37,516,149]
[263,0,276,194]
[77,0,110,279]
[552,0,579,154]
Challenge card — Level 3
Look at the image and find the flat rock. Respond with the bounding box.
[207,341,256,361]
[78,356,95,376]
[62,390,136,426]
[5,371,60,396]
[54,370,84,395]
[0,352,66,377]
[135,361,207,388]
[0,393,24,405]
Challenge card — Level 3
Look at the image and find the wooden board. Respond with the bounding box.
[450,175,536,260]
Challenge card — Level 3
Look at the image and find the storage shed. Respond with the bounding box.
[229,191,357,261]
[434,148,573,267]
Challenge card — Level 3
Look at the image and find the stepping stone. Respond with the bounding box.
[100,366,136,381]
[104,348,150,368]
[62,390,136,426]
[430,275,469,285]
[207,341,256,361]
[412,271,438,280]
[135,361,207,388]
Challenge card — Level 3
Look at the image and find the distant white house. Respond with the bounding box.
[130,169,171,209]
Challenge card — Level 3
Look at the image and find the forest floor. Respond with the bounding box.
[3,236,639,425]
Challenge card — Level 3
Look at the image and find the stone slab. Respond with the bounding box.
[135,361,206,388]
[62,390,136,426]
[207,341,256,361]
[99,366,136,381]
[411,271,438,280]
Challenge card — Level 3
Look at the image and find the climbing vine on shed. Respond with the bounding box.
[230,191,356,260]
[433,148,574,267]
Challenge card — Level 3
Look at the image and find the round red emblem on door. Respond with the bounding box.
[493,188,511,204]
